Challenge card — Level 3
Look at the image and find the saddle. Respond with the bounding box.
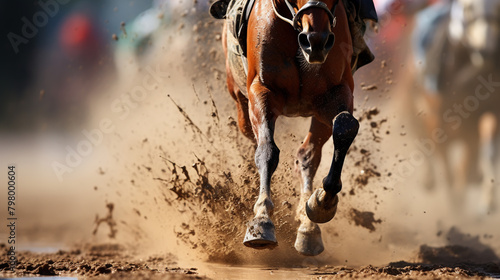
[210,0,378,71]
[210,0,256,57]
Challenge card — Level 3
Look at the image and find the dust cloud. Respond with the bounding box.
[1,1,499,278]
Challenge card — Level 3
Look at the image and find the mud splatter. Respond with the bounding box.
[93,203,118,238]
[353,148,381,187]
[120,21,127,37]
[358,107,388,143]
[348,208,382,232]
[167,95,208,142]
[155,152,256,262]
[360,84,378,91]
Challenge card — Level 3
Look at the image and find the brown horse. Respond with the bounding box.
[221,0,374,256]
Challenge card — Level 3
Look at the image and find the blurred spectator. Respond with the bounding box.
[0,0,153,132]
[0,2,40,131]
[34,3,115,131]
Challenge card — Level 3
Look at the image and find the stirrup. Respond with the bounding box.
[210,0,231,19]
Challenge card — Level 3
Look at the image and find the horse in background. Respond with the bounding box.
[213,0,377,255]
[410,0,500,213]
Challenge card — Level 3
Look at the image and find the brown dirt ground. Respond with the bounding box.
[0,243,206,279]
[2,243,500,279]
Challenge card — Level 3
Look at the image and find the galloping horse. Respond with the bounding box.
[214,0,377,255]
[411,0,500,213]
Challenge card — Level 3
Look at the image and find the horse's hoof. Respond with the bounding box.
[243,217,277,249]
[306,189,338,224]
[294,222,324,256]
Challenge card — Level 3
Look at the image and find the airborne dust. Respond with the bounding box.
[1,0,500,279]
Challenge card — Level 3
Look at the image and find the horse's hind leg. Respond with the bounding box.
[294,118,331,256]
[226,67,254,140]
[307,112,359,223]
[232,90,254,140]
[243,82,281,249]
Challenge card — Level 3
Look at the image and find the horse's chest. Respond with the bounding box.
[282,76,338,117]
[299,64,342,86]
[283,68,341,117]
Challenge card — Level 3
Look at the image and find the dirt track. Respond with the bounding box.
[2,243,500,279]
[0,243,204,279]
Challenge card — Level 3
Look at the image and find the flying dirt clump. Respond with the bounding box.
[358,106,387,143]
[152,106,256,263]
[155,149,261,263]
[345,106,387,196]
[149,89,303,263]
[352,148,381,188]
[348,208,382,232]
[93,202,118,238]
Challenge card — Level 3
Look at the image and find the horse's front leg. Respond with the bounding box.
[307,86,359,224]
[294,118,332,256]
[243,81,281,249]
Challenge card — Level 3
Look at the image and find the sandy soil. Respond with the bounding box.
[0,243,204,279]
[2,243,500,279]
[1,2,500,280]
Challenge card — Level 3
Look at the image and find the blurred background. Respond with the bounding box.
[0,0,499,267]
[0,0,212,251]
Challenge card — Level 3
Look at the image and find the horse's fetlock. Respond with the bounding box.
[323,177,342,194]
[254,197,274,216]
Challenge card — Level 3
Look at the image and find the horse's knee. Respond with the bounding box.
[332,112,359,148]
[255,142,280,174]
